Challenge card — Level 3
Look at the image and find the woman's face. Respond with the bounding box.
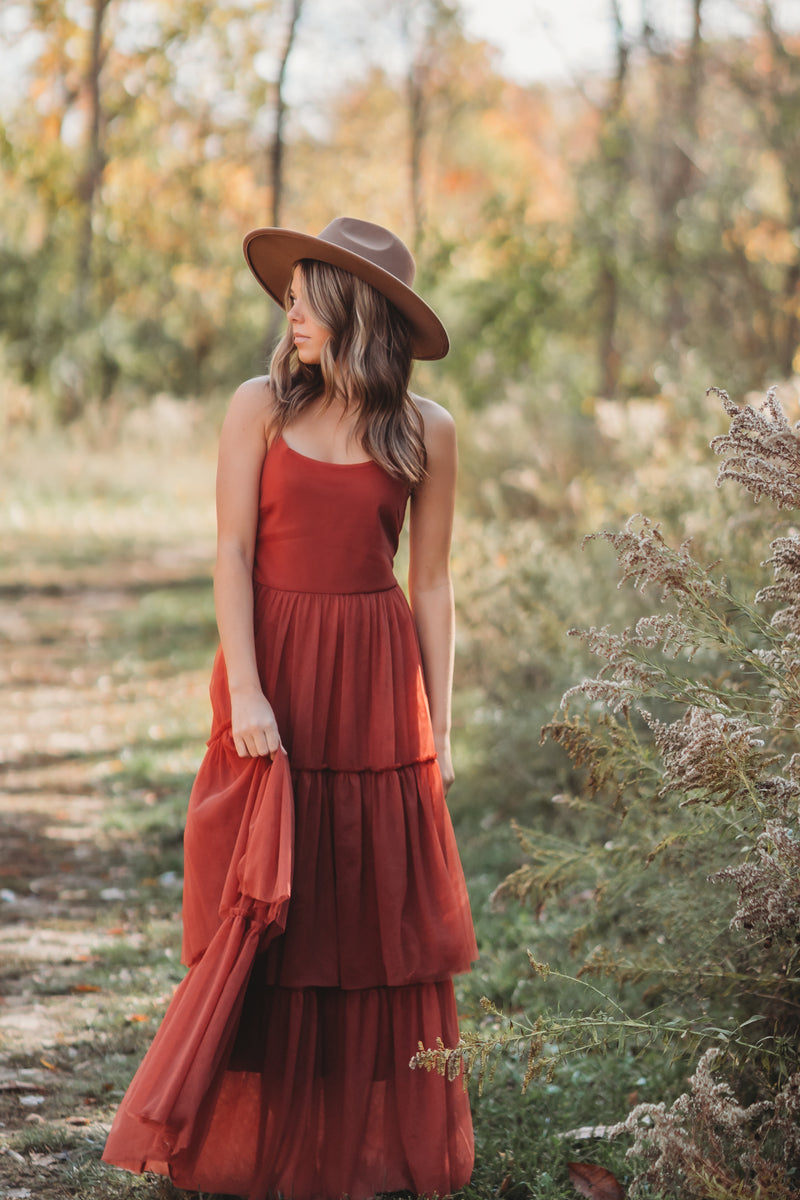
[287,266,331,365]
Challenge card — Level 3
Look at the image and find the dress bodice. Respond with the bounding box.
[253,436,410,594]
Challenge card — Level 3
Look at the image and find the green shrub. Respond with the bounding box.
[418,388,800,1199]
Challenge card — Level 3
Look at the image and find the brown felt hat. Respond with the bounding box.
[242,217,449,360]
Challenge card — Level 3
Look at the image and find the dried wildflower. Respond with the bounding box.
[646,707,772,806]
[575,614,697,661]
[757,534,800,637]
[741,631,800,725]
[711,820,800,940]
[493,383,800,1198]
[526,951,551,979]
[750,641,800,675]
[765,1073,800,1162]
[710,386,800,509]
[564,612,706,713]
[563,674,656,715]
[761,533,800,583]
[609,1048,799,1199]
[539,713,640,800]
[754,773,800,815]
[770,610,800,640]
[585,514,717,604]
[571,615,698,670]
[410,1036,473,1085]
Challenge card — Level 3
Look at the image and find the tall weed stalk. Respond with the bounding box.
[414,388,800,1199]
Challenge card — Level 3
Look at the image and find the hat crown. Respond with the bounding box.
[242,215,448,358]
[315,217,416,289]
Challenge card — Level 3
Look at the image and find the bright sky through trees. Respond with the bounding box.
[2,2,797,119]
[460,0,800,83]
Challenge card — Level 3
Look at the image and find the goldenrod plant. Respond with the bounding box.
[413,389,800,1199]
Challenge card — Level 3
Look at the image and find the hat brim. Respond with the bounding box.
[242,227,449,361]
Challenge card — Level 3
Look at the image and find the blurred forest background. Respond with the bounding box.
[3,0,800,413]
[2,1,800,1198]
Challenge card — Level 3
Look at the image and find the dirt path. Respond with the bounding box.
[0,535,217,1199]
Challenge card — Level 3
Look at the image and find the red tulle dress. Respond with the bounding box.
[102,434,478,1200]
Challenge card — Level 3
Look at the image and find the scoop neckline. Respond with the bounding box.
[279,434,377,468]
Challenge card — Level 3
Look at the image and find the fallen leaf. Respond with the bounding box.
[126,1013,149,1022]
[30,1151,69,1167]
[559,1125,615,1141]
[568,1161,625,1200]
[65,1116,90,1126]
[71,984,101,993]
[40,1058,57,1071]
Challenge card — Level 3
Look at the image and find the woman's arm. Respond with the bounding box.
[408,399,458,794]
[214,377,281,757]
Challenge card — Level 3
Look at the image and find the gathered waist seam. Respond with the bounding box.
[252,576,400,596]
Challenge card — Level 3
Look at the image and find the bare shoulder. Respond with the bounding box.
[226,374,276,433]
[411,393,456,456]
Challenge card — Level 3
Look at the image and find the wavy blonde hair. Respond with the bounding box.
[268,259,426,488]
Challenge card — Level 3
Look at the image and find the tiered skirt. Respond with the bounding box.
[102,582,477,1199]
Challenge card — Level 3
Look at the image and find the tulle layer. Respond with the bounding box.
[208,582,436,771]
[182,738,477,982]
[103,978,474,1200]
[105,554,478,1197]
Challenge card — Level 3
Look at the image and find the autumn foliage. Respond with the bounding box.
[1,2,799,422]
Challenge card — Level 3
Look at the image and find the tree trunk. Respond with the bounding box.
[76,0,110,312]
[269,0,303,228]
[263,0,303,357]
[596,0,629,398]
[658,0,704,341]
[400,0,453,256]
[761,1,800,376]
[407,56,427,255]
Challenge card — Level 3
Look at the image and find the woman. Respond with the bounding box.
[102,217,477,1200]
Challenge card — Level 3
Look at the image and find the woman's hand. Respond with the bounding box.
[230,684,282,758]
[214,378,276,758]
[434,730,455,795]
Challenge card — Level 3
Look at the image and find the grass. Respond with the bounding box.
[0,401,663,1199]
